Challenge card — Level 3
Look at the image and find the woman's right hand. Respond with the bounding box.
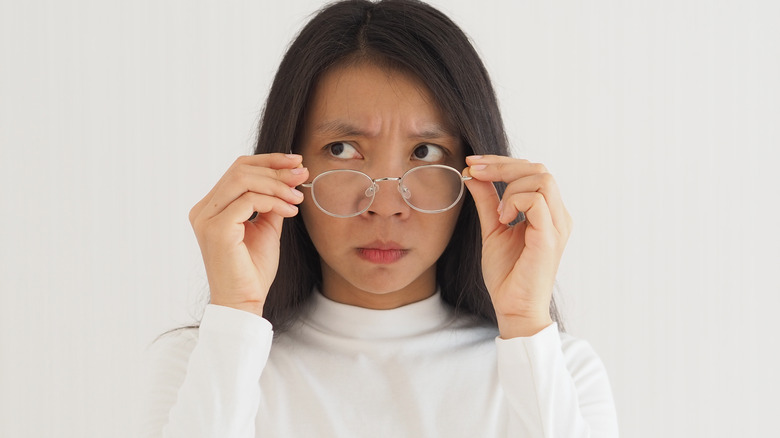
[188,153,309,316]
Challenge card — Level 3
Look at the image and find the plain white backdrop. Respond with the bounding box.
[1,0,778,436]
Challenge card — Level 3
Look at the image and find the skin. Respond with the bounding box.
[297,63,464,310]
[189,62,573,339]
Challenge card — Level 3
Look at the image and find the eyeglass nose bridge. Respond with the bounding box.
[365,176,411,201]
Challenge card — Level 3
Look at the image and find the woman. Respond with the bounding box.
[144,1,618,436]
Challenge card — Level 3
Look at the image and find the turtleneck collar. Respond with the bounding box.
[300,289,456,340]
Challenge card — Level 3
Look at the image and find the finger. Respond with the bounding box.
[191,154,305,219]
[236,153,304,170]
[500,191,556,237]
[462,167,502,238]
[207,192,299,237]
[198,174,305,224]
[215,157,308,201]
[209,170,307,216]
[200,153,304,203]
[501,172,569,233]
[467,156,569,233]
[466,155,544,184]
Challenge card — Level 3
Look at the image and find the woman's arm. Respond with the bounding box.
[465,155,618,435]
[141,305,273,438]
[496,324,619,437]
[141,153,306,436]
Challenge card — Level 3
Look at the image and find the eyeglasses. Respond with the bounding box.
[300,164,472,218]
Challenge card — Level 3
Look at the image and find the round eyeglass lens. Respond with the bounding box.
[311,170,374,217]
[401,165,464,212]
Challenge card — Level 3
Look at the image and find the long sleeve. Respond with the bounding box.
[141,305,273,438]
[496,323,619,437]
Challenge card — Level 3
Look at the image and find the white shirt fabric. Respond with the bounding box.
[142,291,618,437]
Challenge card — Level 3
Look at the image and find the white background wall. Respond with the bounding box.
[1,1,777,436]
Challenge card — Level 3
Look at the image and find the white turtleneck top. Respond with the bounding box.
[142,292,618,437]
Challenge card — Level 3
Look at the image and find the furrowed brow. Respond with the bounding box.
[413,125,456,140]
[314,120,370,138]
[314,119,457,140]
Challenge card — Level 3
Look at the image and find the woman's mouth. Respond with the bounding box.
[356,242,408,264]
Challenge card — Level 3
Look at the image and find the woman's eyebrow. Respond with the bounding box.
[314,120,368,138]
[413,126,456,140]
[314,119,456,140]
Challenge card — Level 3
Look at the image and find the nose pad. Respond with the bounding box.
[365,184,377,198]
[398,184,412,200]
[365,179,410,217]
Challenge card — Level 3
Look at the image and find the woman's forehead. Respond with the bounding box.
[304,63,460,142]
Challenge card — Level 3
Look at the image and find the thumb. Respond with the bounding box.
[463,167,501,238]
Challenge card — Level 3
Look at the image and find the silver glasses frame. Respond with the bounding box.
[300,164,472,218]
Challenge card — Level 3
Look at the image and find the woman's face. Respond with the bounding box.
[298,62,465,309]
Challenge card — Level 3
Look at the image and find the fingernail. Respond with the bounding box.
[291,167,307,175]
[290,187,304,198]
[497,200,503,214]
[470,164,487,171]
[286,154,302,160]
[468,155,484,160]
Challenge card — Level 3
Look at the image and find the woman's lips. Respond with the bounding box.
[356,242,408,264]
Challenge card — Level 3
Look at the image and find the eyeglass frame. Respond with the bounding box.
[299,164,473,218]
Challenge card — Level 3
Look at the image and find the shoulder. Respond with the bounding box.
[145,327,200,366]
[495,324,610,379]
[559,331,609,376]
[557,331,616,410]
[151,326,200,346]
[146,304,275,357]
[141,326,201,427]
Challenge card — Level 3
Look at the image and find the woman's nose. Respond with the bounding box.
[364,176,411,218]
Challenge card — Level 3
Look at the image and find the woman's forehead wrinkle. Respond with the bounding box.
[315,118,455,143]
[411,123,456,140]
[309,68,459,145]
[314,119,371,138]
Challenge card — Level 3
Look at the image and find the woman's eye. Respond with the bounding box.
[327,142,361,159]
[412,144,445,162]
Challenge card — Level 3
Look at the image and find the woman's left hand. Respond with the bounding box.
[464,155,573,339]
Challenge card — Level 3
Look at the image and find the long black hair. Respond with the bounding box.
[252,0,564,333]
